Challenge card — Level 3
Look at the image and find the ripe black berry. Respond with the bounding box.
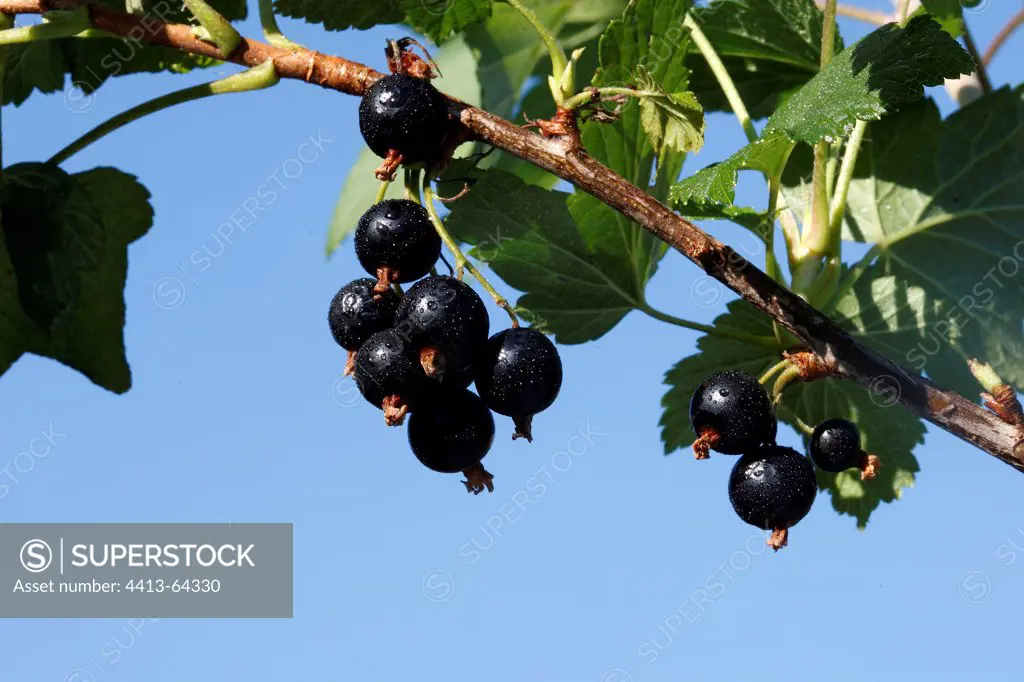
[689,370,777,459]
[328,278,400,374]
[408,388,496,494]
[395,275,489,386]
[358,73,448,165]
[355,199,441,291]
[809,418,880,480]
[353,328,423,426]
[476,327,562,442]
[728,445,817,551]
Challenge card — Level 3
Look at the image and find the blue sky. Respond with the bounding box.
[2,1,1023,680]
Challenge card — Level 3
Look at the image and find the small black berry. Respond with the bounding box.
[353,328,423,426]
[395,275,489,386]
[328,278,400,374]
[476,327,562,442]
[355,199,441,290]
[728,445,817,551]
[809,418,880,480]
[689,370,777,459]
[358,73,448,164]
[408,388,496,494]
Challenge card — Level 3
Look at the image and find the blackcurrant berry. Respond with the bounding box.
[328,278,400,375]
[408,388,496,494]
[728,445,817,551]
[353,328,423,426]
[355,199,441,291]
[809,418,880,480]
[395,275,489,386]
[476,327,562,442]
[358,73,449,164]
[689,370,777,459]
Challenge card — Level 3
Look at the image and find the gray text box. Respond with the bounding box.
[0,523,292,618]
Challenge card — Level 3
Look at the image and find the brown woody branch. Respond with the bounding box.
[6,0,1024,471]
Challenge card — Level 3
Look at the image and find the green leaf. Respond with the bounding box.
[0,164,95,332]
[835,88,1024,394]
[785,379,923,529]
[274,0,401,31]
[3,0,244,105]
[660,299,924,527]
[660,301,782,454]
[401,0,492,45]
[684,0,839,118]
[558,0,692,330]
[0,165,154,392]
[677,204,769,236]
[919,0,964,38]
[670,133,794,209]
[765,15,975,144]
[325,35,481,256]
[634,67,705,159]
[445,169,657,343]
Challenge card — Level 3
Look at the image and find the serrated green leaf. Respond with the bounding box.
[684,0,839,118]
[836,88,1024,394]
[1,164,98,333]
[660,301,782,453]
[445,169,658,343]
[785,379,923,529]
[325,36,481,256]
[3,0,243,106]
[0,166,154,393]
[402,0,492,45]
[678,204,769,237]
[919,0,963,38]
[463,0,623,187]
[765,15,975,144]
[635,68,705,159]
[660,298,924,527]
[670,133,794,208]
[274,0,401,30]
[558,0,692,324]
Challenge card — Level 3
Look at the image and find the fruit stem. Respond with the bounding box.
[48,61,279,166]
[503,0,569,104]
[182,0,242,56]
[641,304,781,349]
[759,359,789,386]
[404,167,421,204]
[375,178,391,204]
[683,12,756,143]
[775,404,815,435]
[258,0,302,50]
[0,7,90,45]
[422,183,520,328]
[772,366,803,403]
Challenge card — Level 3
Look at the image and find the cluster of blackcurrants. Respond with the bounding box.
[689,370,880,550]
[327,65,563,495]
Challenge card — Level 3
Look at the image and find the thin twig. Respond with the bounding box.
[4,0,1023,472]
[961,21,994,95]
[816,1,891,26]
[983,8,1024,66]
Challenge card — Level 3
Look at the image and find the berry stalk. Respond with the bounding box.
[422,184,519,328]
[0,6,90,45]
[48,61,280,166]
